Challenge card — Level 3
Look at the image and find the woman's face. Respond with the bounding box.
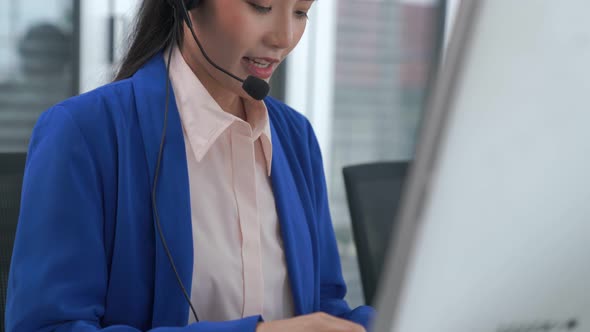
[184,0,314,100]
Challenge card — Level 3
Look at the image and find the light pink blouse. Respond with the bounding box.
[167,45,294,324]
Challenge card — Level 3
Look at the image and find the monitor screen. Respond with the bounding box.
[373,1,590,331]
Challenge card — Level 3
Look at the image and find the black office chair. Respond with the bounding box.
[0,153,26,332]
[343,161,409,305]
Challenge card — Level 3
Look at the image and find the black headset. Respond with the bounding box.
[152,0,271,324]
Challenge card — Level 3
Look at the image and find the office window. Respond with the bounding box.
[0,0,78,152]
[286,0,445,306]
[333,0,444,306]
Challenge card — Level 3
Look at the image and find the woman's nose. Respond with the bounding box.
[266,16,294,50]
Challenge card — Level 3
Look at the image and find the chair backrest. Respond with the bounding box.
[343,161,409,305]
[0,153,26,332]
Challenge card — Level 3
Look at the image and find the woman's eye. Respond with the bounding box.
[249,3,272,13]
[295,10,309,19]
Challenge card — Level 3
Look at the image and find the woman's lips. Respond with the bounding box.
[241,57,277,80]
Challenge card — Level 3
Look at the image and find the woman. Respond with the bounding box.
[5,0,374,331]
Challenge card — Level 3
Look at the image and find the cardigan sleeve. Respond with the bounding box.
[304,120,376,330]
[5,106,261,332]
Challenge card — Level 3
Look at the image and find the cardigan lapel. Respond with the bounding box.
[268,116,316,316]
[132,53,194,327]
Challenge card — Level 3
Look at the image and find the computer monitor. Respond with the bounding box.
[372,1,590,331]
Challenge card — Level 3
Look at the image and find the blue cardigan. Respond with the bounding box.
[5,54,375,332]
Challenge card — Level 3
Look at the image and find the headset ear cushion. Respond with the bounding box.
[185,0,200,10]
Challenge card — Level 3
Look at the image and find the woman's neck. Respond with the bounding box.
[178,44,247,122]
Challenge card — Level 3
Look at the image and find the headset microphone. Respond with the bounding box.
[179,0,270,100]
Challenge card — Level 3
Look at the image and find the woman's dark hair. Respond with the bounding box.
[114,0,189,81]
